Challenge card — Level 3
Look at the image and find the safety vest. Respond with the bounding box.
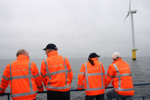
[78,61,105,95]
[111,63,134,95]
[43,57,72,91]
[9,61,38,100]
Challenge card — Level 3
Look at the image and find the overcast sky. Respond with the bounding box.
[0,0,150,59]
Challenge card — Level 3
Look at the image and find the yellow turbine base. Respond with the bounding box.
[132,50,136,60]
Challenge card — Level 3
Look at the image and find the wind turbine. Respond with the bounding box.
[124,0,137,60]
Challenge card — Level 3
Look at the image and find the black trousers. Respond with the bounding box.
[85,94,104,100]
[47,90,70,100]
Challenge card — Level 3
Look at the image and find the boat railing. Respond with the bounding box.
[1,82,150,100]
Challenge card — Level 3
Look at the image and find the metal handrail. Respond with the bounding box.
[1,82,150,100]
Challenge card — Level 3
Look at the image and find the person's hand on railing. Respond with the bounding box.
[77,88,82,91]
[77,89,84,91]
[0,93,4,97]
[0,91,6,97]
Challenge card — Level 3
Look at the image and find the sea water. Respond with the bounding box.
[0,57,150,100]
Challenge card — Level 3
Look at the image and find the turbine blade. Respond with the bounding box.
[129,0,131,11]
[124,0,131,21]
[124,13,129,21]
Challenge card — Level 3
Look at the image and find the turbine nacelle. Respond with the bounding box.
[129,10,137,14]
[124,0,137,21]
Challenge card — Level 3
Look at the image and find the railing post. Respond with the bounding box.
[8,95,10,100]
[143,96,145,100]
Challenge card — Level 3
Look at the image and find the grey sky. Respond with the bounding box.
[0,0,150,59]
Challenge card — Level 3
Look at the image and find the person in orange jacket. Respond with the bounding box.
[0,49,43,100]
[77,52,105,100]
[105,52,134,100]
[41,43,73,100]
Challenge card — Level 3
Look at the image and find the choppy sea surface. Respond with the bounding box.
[0,57,150,100]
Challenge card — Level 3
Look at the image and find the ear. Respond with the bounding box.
[48,49,51,52]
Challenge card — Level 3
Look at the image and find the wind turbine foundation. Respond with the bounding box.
[132,49,136,60]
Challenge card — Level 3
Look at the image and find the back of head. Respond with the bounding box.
[88,52,100,66]
[16,49,26,57]
[112,52,121,60]
[89,52,100,58]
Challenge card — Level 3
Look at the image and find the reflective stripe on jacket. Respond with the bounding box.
[10,61,37,98]
[0,55,43,100]
[105,58,134,96]
[41,51,73,92]
[77,58,105,95]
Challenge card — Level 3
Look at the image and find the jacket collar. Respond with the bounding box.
[91,58,98,61]
[17,55,29,61]
[112,58,122,64]
[47,50,58,57]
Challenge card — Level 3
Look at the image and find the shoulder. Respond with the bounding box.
[98,61,103,65]
[82,62,88,67]
[29,61,38,69]
[30,61,36,65]
[108,63,115,69]
[5,63,12,70]
[61,56,69,62]
[80,63,86,69]
[40,59,47,63]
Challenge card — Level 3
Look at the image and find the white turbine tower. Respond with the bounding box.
[124,0,137,60]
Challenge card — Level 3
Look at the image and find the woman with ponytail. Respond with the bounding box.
[77,52,105,100]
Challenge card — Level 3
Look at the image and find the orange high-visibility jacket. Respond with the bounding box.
[0,55,43,100]
[77,58,105,96]
[105,58,134,96]
[41,51,73,92]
